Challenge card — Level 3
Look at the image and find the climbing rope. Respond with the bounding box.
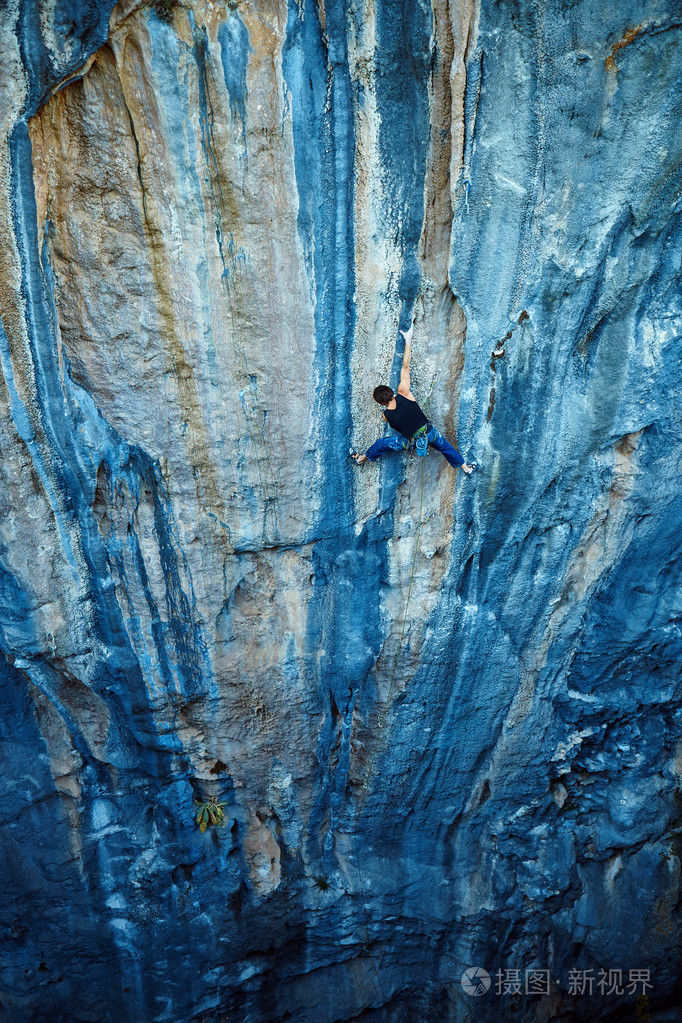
[348,375,437,1001]
[388,453,427,690]
[354,442,429,808]
[384,373,437,713]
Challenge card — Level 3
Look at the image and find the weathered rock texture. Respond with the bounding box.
[1,0,682,1020]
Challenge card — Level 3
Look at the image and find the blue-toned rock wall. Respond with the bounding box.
[1,0,681,1021]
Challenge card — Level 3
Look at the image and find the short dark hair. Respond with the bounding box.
[373,385,393,405]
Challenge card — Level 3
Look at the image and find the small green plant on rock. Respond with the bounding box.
[194,798,226,834]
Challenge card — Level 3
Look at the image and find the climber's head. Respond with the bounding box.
[373,385,394,406]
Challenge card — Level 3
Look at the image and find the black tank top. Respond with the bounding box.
[384,393,428,438]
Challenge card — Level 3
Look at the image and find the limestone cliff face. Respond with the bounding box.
[1,0,681,1020]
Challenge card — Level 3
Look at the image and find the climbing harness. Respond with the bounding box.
[383,420,431,458]
[412,422,429,457]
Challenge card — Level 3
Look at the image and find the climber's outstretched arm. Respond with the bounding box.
[397,323,415,399]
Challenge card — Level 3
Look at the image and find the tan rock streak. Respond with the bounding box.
[30,2,317,552]
[21,1,326,850]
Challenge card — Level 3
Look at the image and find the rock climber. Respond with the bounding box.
[351,323,476,473]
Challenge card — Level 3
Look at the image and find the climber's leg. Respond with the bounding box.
[361,436,408,462]
[426,425,465,467]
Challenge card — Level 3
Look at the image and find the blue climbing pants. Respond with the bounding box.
[365,425,465,467]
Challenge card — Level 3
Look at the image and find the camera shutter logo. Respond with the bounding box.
[461,967,491,996]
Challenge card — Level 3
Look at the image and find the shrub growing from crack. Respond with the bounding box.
[194,799,226,834]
